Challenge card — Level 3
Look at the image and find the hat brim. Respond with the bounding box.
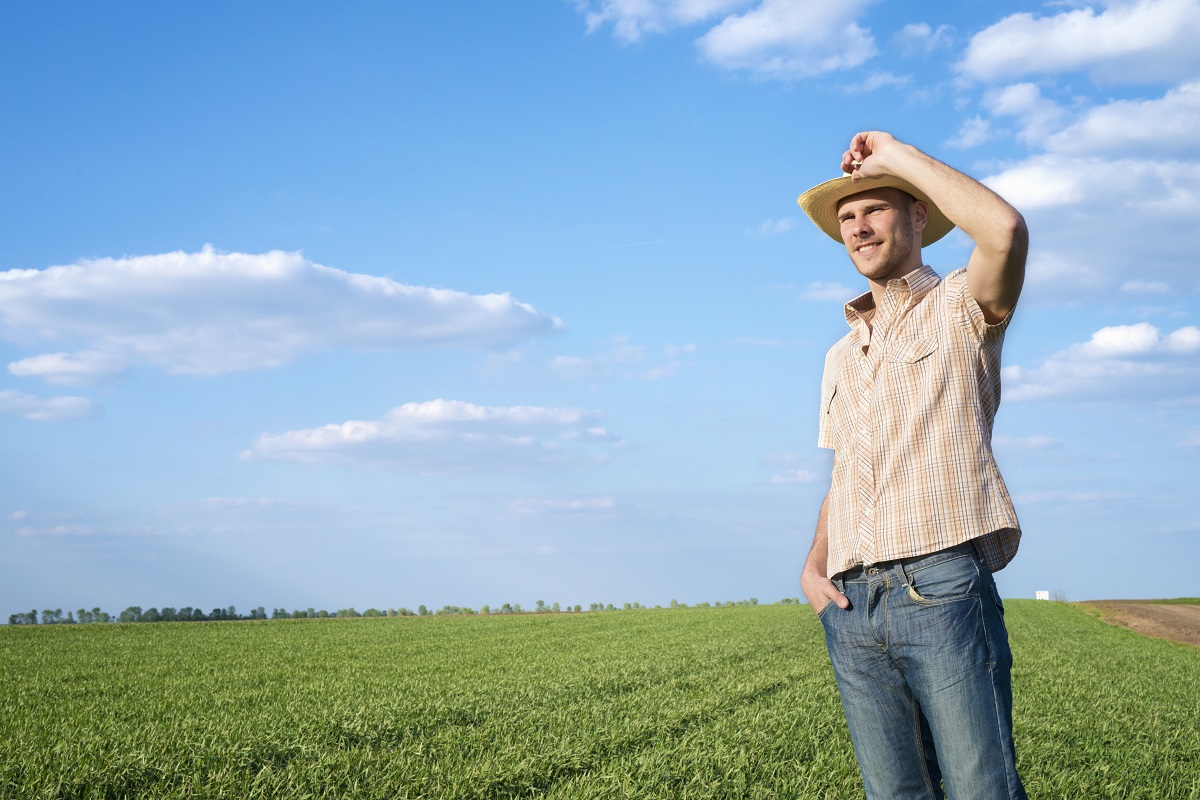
[797,175,955,247]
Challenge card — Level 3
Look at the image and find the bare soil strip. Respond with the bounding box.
[1083,601,1200,647]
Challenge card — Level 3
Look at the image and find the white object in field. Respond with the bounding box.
[1035,590,1050,601]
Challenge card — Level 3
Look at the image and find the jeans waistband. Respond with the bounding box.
[838,540,979,581]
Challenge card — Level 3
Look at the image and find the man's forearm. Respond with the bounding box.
[801,493,848,610]
[804,493,831,578]
[846,132,1028,320]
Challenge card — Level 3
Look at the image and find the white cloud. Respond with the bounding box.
[748,217,796,237]
[729,336,807,347]
[771,468,818,485]
[551,336,692,380]
[802,281,856,302]
[981,144,1200,290]
[0,389,94,421]
[1004,323,1200,401]
[578,0,751,41]
[509,497,618,515]
[958,0,1200,84]
[1121,280,1170,295]
[664,343,697,357]
[892,22,953,56]
[697,0,876,78]
[992,434,1064,450]
[984,83,1064,144]
[1042,81,1200,158]
[945,116,992,149]
[853,72,911,92]
[0,246,561,385]
[579,0,881,79]
[1015,490,1132,505]
[241,399,621,471]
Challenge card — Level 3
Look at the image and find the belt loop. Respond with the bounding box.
[893,561,910,588]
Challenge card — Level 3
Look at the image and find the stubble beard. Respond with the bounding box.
[849,211,917,284]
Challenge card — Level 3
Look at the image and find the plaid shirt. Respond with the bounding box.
[818,265,1021,578]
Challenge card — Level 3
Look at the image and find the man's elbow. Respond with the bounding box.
[991,208,1028,261]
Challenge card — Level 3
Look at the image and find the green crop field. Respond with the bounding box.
[2,601,1198,799]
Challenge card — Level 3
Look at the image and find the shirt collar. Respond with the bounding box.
[843,265,941,329]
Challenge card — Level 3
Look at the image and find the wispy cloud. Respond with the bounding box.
[578,0,878,79]
[747,217,796,238]
[697,0,876,78]
[770,468,818,485]
[550,337,695,380]
[241,399,622,472]
[892,22,953,56]
[802,281,856,302]
[0,389,94,421]
[0,246,562,385]
[945,115,992,149]
[1004,322,1200,402]
[992,434,1064,451]
[509,496,618,515]
[577,0,750,42]
[957,0,1200,83]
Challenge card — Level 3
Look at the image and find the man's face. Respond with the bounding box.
[836,188,925,283]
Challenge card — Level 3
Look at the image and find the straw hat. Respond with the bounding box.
[797,174,955,247]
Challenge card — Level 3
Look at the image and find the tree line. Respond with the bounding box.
[9,597,792,626]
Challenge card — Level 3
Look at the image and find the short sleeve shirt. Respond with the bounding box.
[818,266,1021,577]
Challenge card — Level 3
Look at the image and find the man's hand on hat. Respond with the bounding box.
[841,130,902,182]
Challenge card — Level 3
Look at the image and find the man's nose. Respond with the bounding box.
[850,216,872,237]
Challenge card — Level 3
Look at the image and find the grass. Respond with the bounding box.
[1,601,1198,799]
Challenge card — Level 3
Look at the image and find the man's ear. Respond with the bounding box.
[911,200,929,234]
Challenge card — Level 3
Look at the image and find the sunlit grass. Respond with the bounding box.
[2,602,1197,798]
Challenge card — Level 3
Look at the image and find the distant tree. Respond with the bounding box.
[574,604,581,613]
[480,604,490,615]
[272,608,289,619]
[513,603,523,613]
[552,602,560,613]
[119,606,142,623]
[317,610,330,618]
[536,599,546,613]
[363,608,383,617]
[417,605,428,616]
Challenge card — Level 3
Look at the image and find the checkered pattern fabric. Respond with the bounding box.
[818,266,1021,578]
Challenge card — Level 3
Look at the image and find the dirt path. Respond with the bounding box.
[1083,601,1200,647]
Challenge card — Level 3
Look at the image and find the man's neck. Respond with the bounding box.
[866,262,925,311]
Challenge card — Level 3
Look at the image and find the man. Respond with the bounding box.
[797,130,1029,800]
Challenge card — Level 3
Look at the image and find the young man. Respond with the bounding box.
[797,130,1029,800]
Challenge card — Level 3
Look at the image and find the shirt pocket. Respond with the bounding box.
[887,336,938,364]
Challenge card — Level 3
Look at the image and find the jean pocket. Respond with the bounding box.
[816,599,838,620]
[905,555,981,605]
[989,582,1006,618]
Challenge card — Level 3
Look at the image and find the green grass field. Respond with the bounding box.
[2,601,1198,799]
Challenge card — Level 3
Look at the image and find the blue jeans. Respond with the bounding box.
[818,542,1026,800]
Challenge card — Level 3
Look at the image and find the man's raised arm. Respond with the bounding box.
[843,130,1028,323]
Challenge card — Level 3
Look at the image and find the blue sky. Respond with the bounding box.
[3,0,1198,616]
